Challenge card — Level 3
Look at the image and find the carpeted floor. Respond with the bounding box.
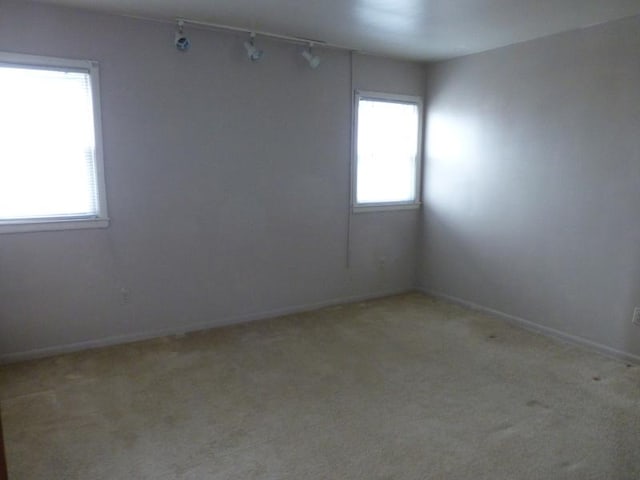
[1,293,639,479]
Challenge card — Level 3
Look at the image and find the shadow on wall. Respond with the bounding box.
[420,202,538,310]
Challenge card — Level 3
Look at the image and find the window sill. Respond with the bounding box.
[352,203,421,213]
[0,217,110,234]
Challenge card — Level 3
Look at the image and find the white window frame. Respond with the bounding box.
[0,51,109,234]
[352,90,423,213]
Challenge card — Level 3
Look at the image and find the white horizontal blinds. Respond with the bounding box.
[356,98,419,204]
[0,65,98,221]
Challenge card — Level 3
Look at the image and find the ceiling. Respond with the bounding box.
[33,0,640,60]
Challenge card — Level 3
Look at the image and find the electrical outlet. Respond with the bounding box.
[120,287,131,305]
[633,307,640,326]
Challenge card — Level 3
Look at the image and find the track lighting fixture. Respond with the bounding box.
[174,20,191,52]
[243,33,264,62]
[172,19,332,69]
[301,45,321,69]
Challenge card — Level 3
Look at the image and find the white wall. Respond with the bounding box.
[420,16,640,359]
[10,1,638,364]
[0,1,425,361]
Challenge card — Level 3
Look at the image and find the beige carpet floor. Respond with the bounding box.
[1,293,639,479]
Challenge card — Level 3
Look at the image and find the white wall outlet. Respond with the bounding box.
[120,287,131,305]
[632,307,640,326]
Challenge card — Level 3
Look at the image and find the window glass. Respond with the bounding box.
[0,53,107,233]
[355,93,422,209]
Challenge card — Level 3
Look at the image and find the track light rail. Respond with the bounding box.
[176,18,355,52]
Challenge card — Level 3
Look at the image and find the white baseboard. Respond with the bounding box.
[419,288,640,365]
[0,288,412,364]
[8,287,637,366]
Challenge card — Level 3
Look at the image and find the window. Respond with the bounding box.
[0,52,108,233]
[353,91,422,211]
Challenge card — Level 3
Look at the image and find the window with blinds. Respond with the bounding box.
[0,52,108,233]
[353,91,423,211]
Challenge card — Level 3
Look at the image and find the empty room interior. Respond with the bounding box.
[2,0,640,478]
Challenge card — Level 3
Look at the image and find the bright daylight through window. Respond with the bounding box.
[354,92,422,210]
[0,52,107,233]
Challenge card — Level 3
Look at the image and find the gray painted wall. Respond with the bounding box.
[0,1,425,360]
[7,1,638,364]
[420,16,640,358]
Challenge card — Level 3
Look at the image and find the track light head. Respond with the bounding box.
[174,20,191,52]
[301,46,320,69]
[244,33,264,62]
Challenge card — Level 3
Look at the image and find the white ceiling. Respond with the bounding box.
[33,0,640,60]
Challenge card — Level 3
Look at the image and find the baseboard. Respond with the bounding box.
[419,288,640,365]
[0,288,412,364]
[9,287,637,366]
